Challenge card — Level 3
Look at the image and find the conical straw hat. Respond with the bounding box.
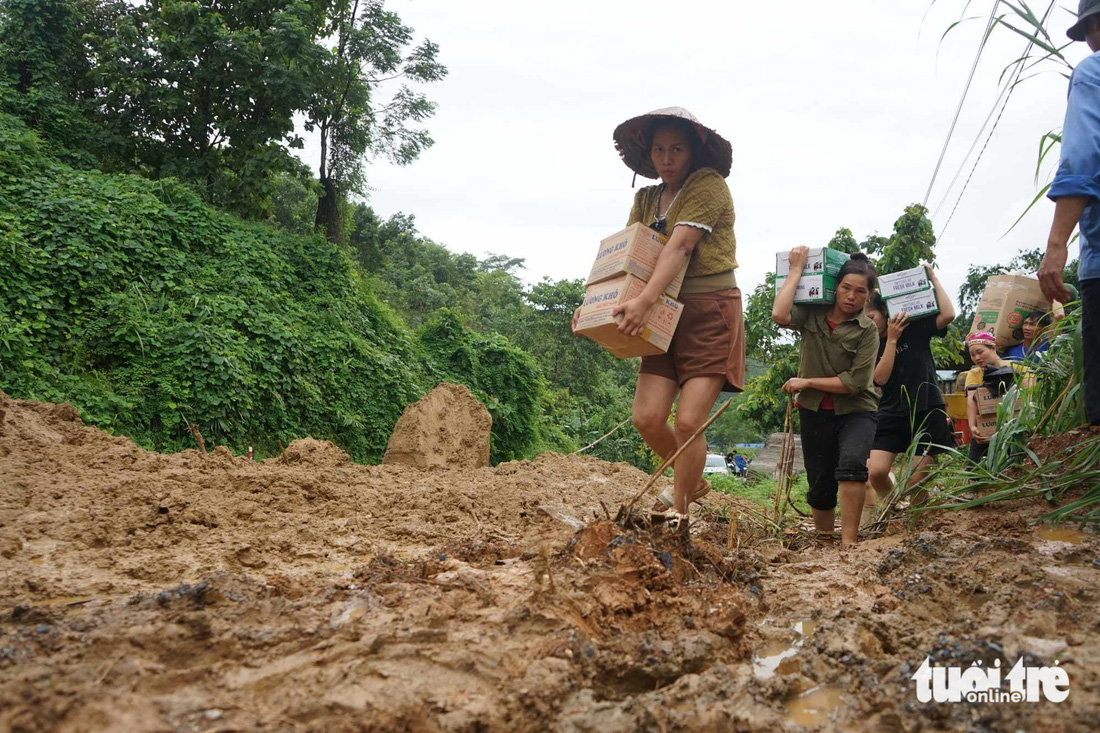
[613,107,732,180]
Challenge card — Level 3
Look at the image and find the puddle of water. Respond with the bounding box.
[794,620,816,636]
[1036,527,1089,545]
[753,620,815,679]
[753,642,800,680]
[785,686,846,728]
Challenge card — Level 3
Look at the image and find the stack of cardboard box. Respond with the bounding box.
[572,223,689,358]
[879,265,940,319]
[971,385,1019,438]
[773,247,850,304]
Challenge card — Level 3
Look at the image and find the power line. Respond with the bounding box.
[935,2,1057,238]
[923,0,1002,208]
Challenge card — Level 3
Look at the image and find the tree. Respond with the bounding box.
[87,0,328,215]
[0,0,120,164]
[876,204,937,273]
[826,227,860,254]
[306,0,446,242]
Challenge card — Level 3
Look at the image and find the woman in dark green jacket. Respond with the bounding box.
[771,248,880,546]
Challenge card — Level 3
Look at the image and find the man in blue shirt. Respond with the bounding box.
[1040,0,1100,425]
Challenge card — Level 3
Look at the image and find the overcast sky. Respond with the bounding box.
[296,0,1090,303]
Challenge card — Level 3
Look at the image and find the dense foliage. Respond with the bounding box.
[0,0,444,232]
[0,114,542,463]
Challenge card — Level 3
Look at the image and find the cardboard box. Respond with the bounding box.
[974,414,999,438]
[775,247,850,278]
[587,223,689,299]
[969,275,1051,351]
[973,387,1002,416]
[573,274,683,358]
[879,265,932,299]
[775,274,837,304]
[973,407,1022,438]
[886,288,940,319]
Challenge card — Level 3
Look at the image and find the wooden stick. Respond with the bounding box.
[773,398,793,523]
[625,399,733,512]
[188,423,207,454]
[571,416,632,455]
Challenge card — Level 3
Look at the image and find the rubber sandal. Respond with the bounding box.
[656,479,712,508]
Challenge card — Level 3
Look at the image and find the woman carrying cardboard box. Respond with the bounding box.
[584,107,743,522]
[963,332,1033,464]
[772,248,880,546]
[862,264,957,514]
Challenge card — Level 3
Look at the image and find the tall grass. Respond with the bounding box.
[910,303,1098,526]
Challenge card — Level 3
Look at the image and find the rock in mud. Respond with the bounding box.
[383,382,492,469]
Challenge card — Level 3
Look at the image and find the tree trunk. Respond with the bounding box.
[315,125,343,242]
[315,175,341,242]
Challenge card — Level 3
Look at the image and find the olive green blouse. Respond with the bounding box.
[626,168,737,293]
[788,305,880,415]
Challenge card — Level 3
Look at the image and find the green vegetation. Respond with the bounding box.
[711,473,811,514]
[0,113,541,463]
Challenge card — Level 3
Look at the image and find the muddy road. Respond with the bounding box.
[1,391,1097,732]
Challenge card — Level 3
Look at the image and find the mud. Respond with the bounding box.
[383,382,492,470]
[1,389,1098,732]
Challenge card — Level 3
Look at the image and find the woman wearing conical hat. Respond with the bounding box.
[597,107,744,522]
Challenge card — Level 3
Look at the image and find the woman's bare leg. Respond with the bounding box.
[864,449,896,525]
[839,480,866,545]
[670,377,726,514]
[632,371,680,469]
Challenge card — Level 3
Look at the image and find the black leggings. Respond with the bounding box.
[799,408,878,511]
[1083,278,1099,426]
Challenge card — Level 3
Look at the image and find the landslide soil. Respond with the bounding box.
[1,391,1098,732]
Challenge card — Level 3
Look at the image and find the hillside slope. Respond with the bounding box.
[0,114,540,462]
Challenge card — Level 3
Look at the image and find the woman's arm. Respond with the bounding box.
[613,225,704,336]
[782,376,850,395]
[772,246,809,327]
[873,313,909,387]
[922,264,956,330]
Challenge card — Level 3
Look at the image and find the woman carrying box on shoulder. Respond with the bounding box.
[863,264,957,514]
[573,107,743,522]
[772,248,880,546]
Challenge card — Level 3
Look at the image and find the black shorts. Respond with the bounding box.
[871,407,956,457]
[799,408,878,511]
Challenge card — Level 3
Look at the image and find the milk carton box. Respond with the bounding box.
[775,247,850,278]
[879,265,932,299]
[886,288,940,319]
[586,223,688,299]
[774,274,838,304]
[573,274,683,358]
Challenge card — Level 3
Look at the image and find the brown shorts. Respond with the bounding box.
[640,289,746,392]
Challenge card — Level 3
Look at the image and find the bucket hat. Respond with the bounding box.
[1067,0,1100,41]
[613,107,732,180]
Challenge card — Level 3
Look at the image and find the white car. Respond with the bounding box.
[703,453,731,475]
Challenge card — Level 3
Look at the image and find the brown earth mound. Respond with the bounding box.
[1,389,1098,732]
[383,381,493,469]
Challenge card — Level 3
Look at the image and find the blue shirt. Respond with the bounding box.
[1049,51,1100,282]
[1002,341,1049,363]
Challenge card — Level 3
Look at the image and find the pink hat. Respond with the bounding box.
[967,331,996,348]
